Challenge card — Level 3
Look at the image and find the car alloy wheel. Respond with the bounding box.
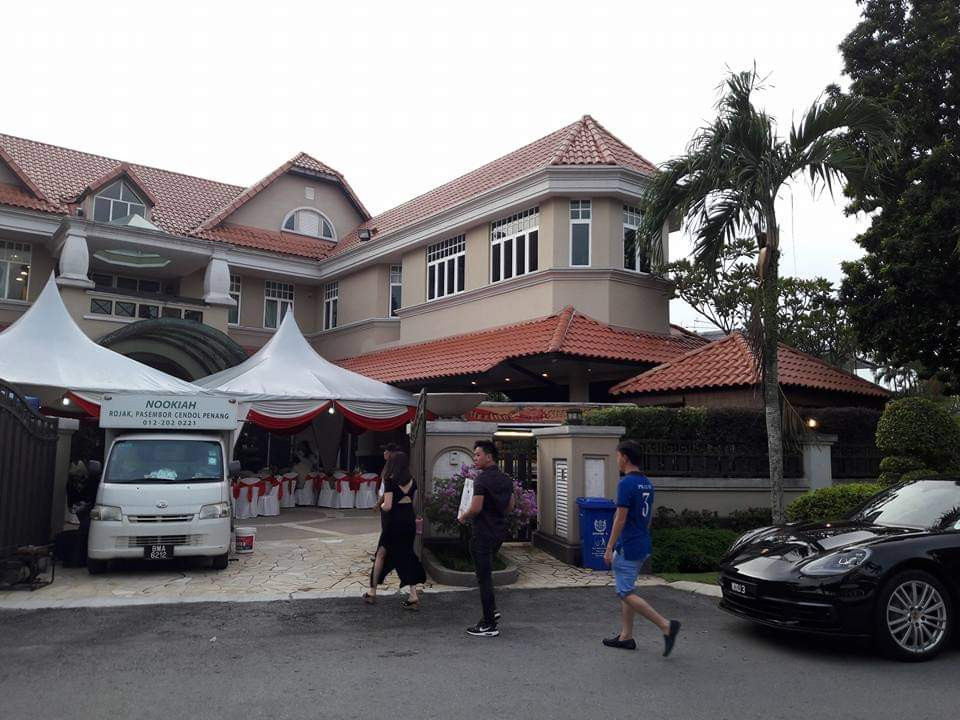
[878,570,951,661]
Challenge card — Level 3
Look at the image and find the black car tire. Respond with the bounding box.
[875,569,952,662]
[87,558,109,575]
[211,553,229,571]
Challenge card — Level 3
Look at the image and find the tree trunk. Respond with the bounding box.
[762,210,785,523]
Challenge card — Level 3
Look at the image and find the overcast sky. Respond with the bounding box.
[4,0,869,331]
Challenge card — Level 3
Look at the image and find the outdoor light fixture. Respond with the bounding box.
[61,396,71,406]
[566,407,583,425]
[327,405,335,415]
[806,417,819,429]
[541,372,549,378]
[494,429,534,438]
[358,228,372,241]
[470,380,478,386]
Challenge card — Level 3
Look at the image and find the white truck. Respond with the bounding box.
[86,395,241,574]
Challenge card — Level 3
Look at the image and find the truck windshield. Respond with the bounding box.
[105,440,224,483]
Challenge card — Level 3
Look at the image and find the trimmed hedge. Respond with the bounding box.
[652,506,771,533]
[785,483,882,523]
[798,406,882,444]
[650,528,738,573]
[875,397,960,468]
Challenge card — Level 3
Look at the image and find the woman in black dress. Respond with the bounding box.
[363,451,426,608]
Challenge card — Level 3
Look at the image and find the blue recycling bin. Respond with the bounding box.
[577,497,617,570]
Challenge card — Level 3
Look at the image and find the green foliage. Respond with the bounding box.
[878,455,925,474]
[900,469,940,484]
[838,0,960,392]
[427,544,507,573]
[652,505,771,533]
[877,471,901,488]
[585,405,769,446]
[650,528,738,573]
[777,277,858,367]
[785,483,882,523]
[875,397,960,468]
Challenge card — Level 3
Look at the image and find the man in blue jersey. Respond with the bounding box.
[603,439,681,656]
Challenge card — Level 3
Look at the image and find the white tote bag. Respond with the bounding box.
[458,477,475,518]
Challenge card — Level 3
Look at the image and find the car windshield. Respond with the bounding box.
[851,480,960,530]
[105,440,224,483]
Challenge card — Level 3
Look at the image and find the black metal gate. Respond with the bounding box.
[0,382,58,556]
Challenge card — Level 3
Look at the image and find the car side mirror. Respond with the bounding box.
[88,460,102,477]
[228,460,242,478]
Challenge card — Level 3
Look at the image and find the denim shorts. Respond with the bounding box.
[613,550,648,598]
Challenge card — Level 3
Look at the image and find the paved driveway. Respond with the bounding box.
[1,587,953,720]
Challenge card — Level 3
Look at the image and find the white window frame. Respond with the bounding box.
[92,180,147,224]
[263,280,294,329]
[228,274,242,325]
[389,264,402,317]
[622,204,646,272]
[323,281,339,330]
[490,207,539,284]
[569,200,592,267]
[426,235,466,301]
[281,207,337,241]
[0,240,31,302]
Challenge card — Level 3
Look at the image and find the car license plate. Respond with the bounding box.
[727,578,757,597]
[145,544,174,560]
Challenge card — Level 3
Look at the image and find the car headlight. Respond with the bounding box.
[801,548,871,576]
[90,505,122,522]
[199,502,231,520]
[729,526,773,553]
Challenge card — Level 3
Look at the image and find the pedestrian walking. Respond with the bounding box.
[458,440,514,637]
[603,439,681,656]
[364,451,426,608]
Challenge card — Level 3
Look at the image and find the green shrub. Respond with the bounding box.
[878,471,902,488]
[786,483,882,523]
[727,506,774,532]
[651,505,771,532]
[584,406,705,441]
[798,407,882,444]
[651,528,738,573]
[875,397,960,469]
[879,455,925,474]
[701,407,769,446]
[900,468,940,484]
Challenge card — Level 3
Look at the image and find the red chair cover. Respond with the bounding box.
[348,475,362,493]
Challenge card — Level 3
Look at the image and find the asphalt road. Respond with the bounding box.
[1,586,956,720]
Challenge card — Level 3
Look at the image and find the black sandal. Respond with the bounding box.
[401,599,419,610]
[362,592,376,604]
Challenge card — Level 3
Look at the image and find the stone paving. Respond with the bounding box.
[0,509,665,609]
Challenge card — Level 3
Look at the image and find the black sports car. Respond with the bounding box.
[719,477,960,661]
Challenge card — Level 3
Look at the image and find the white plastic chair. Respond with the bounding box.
[355,473,379,509]
[295,472,317,506]
[335,470,356,509]
[317,473,337,508]
[234,476,261,519]
[280,472,298,508]
[257,476,281,517]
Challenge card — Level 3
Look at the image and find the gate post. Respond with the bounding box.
[532,425,624,565]
[51,418,79,536]
[802,433,838,491]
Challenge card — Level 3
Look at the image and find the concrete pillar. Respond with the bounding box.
[51,417,79,535]
[423,420,498,538]
[55,228,94,288]
[531,424,624,564]
[802,433,839,490]
[203,256,235,306]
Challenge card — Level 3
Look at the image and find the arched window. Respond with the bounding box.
[93,181,146,223]
[282,208,336,240]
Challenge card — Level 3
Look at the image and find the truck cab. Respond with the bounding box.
[87,395,240,573]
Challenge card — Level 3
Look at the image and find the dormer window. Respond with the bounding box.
[93,181,146,223]
[282,208,336,240]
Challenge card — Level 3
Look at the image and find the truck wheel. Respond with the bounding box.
[875,569,952,661]
[211,553,229,570]
[87,559,109,575]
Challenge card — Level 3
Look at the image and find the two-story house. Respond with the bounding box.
[0,116,706,402]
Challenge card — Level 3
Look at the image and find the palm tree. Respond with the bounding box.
[638,69,892,522]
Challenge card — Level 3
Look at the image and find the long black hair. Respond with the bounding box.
[383,450,412,485]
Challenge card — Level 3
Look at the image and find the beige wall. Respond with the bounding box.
[293,282,319,332]
[309,319,401,361]
[235,275,263,328]
[228,174,364,242]
[464,225,489,290]
[231,275,319,333]
[179,268,204,300]
[401,247,426,308]
[338,265,388,325]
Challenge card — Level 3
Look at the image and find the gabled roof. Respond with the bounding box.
[0,145,51,203]
[331,115,657,257]
[0,182,61,214]
[197,152,369,231]
[195,223,337,260]
[73,162,159,206]
[610,332,891,399]
[338,306,706,384]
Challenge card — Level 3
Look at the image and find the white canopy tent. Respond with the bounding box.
[195,311,417,431]
[0,274,202,412]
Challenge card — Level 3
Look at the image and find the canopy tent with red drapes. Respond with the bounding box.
[194,311,417,432]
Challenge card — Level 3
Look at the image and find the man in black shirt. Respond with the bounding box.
[458,440,514,637]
